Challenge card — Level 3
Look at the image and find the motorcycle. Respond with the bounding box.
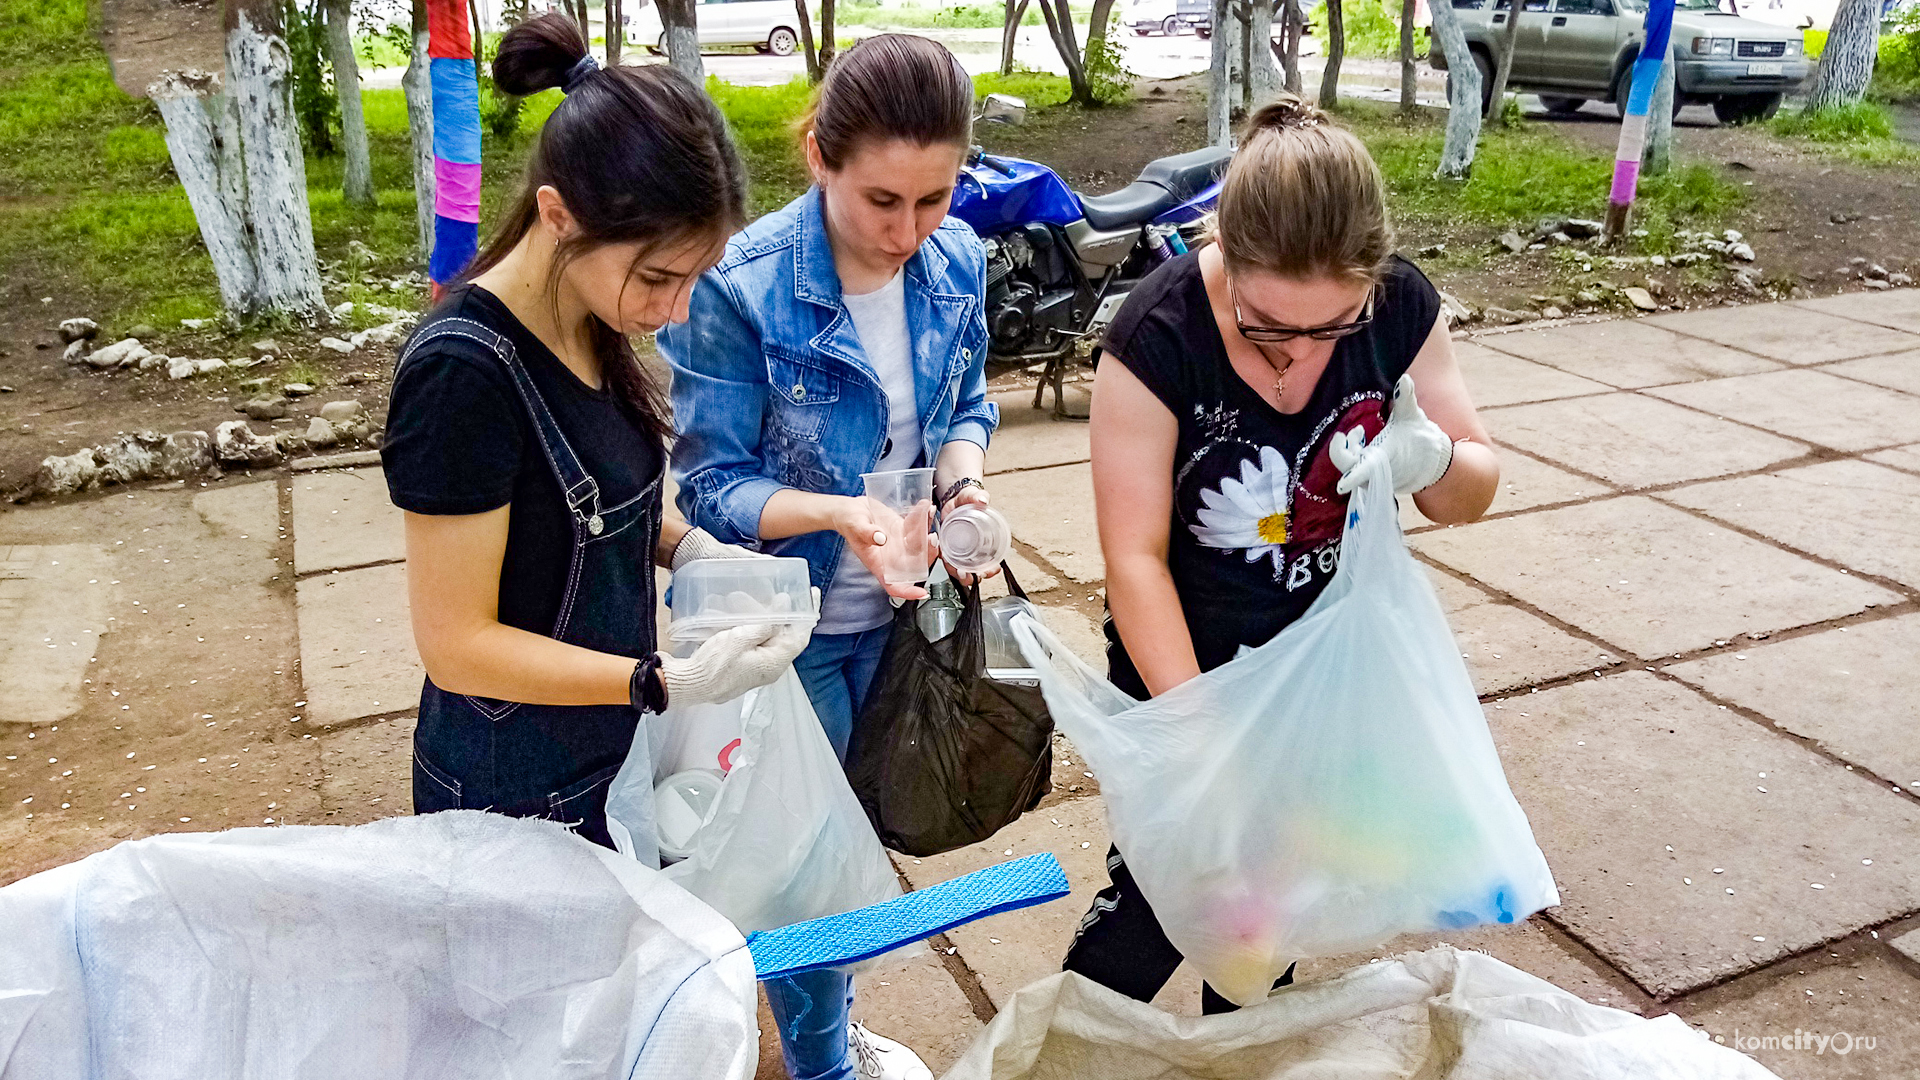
[949,95,1230,418]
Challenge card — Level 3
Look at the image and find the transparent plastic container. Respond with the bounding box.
[668,556,818,644]
[938,505,1011,575]
[654,769,726,864]
[862,468,936,585]
[982,595,1039,671]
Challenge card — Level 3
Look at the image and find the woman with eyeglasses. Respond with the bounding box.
[1061,95,1499,1012]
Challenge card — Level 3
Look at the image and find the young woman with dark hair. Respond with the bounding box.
[657,31,992,1080]
[382,15,807,857]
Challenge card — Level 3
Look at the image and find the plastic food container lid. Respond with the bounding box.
[655,769,725,861]
[669,556,819,642]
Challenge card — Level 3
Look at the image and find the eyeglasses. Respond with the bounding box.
[1232,288,1375,342]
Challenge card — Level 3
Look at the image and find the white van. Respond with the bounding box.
[628,0,804,55]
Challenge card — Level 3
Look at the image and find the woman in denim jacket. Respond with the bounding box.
[657,34,996,1080]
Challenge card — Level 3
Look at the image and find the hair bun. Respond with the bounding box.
[1244,94,1327,136]
[492,13,591,97]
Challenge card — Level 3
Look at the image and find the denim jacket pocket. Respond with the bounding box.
[766,351,840,441]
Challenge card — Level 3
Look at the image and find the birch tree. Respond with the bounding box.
[147,0,327,320]
[1318,0,1344,107]
[1805,0,1880,110]
[1429,0,1481,177]
[403,0,436,261]
[1644,44,1675,174]
[658,0,706,82]
[1001,0,1032,75]
[1275,0,1304,96]
[321,0,371,204]
[1208,0,1239,143]
[1485,0,1523,122]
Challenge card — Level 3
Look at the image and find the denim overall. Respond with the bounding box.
[401,316,661,850]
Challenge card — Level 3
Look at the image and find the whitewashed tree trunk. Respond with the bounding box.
[225,5,327,318]
[660,0,707,83]
[1249,0,1284,104]
[1429,0,1481,177]
[1487,0,1523,122]
[1645,44,1675,175]
[1806,0,1880,110]
[1208,0,1234,144]
[404,2,436,262]
[149,71,259,314]
[1319,0,1345,108]
[323,0,373,206]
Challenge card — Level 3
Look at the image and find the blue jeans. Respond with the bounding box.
[766,624,890,1080]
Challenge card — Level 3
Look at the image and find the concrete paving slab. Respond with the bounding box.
[192,479,279,536]
[317,713,415,825]
[1033,604,1105,669]
[0,545,112,727]
[988,462,1103,583]
[1411,497,1899,660]
[1294,917,1649,1012]
[1894,927,1920,968]
[1666,615,1920,793]
[1825,348,1920,396]
[1668,934,1920,1079]
[850,947,985,1075]
[1648,369,1920,454]
[1426,568,1617,696]
[1405,448,1603,530]
[1454,339,1614,408]
[1789,287,1920,334]
[1477,320,1781,389]
[1488,672,1920,999]
[985,389,1090,474]
[296,563,422,727]
[1865,444,1920,475]
[291,467,405,575]
[1646,304,1920,364]
[1657,460,1920,588]
[979,549,1061,599]
[1482,393,1808,490]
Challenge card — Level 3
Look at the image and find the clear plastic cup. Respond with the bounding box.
[654,769,725,863]
[938,505,1011,575]
[861,467,936,585]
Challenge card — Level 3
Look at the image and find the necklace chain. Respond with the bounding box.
[1257,346,1297,407]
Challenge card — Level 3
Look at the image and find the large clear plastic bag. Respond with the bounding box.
[1011,476,1560,1005]
[606,669,902,935]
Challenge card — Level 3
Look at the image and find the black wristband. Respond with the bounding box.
[630,653,669,715]
[939,477,985,506]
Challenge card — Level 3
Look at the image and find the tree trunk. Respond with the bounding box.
[1487,0,1522,123]
[322,0,372,206]
[1318,0,1343,108]
[1278,0,1303,96]
[658,0,706,83]
[1428,0,1481,177]
[469,0,485,74]
[149,72,260,314]
[1208,0,1234,143]
[224,0,328,318]
[1248,0,1286,104]
[796,0,822,81]
[1645,42,1675,175]
[819,0,836,67]
[404,0,436,262]
[1087,0,1121,98]
[1038,0,1091,105]
[606,0,623,65]
[1805,0,1879,110]
[1001,0,1030,75]
[1399,0,1416,113]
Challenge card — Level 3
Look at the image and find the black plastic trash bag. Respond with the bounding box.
[845,566,1053,857]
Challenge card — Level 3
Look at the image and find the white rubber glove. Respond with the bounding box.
[670,526,767,571]
[1330,374,1455,495]
[660,614,813,708]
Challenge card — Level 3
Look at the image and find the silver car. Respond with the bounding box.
[1431,0,1812,124]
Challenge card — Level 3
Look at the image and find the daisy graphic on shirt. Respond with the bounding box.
[1191,445,1293,572]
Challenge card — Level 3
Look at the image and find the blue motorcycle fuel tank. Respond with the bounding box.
[950,157,1085,234]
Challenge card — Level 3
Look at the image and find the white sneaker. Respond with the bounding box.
[847,1020,932,1080]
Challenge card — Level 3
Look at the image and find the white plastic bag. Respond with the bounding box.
[1011,476,1559,1005]
[0,811,758,1080]
[607,668,902,934]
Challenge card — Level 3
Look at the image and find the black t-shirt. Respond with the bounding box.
[1102,253,1440,691]
[381,285,665,638]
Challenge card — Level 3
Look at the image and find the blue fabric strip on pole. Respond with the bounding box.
[430,213,478,285]
[1626,0,1676,115]
[429,58,483,165]
[745,853,1071,980]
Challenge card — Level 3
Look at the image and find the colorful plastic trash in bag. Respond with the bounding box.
[1011,474,1560,1005]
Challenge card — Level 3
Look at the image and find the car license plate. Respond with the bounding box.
[1747,62,1784,75]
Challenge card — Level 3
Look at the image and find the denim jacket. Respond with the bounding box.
[659,188,999,590]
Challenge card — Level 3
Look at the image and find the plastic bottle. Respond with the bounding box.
[917,576,964,642]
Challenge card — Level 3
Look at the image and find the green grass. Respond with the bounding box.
[1766,100,1920,165]
[1802,22,1920,102]
[1309,0,1418,61]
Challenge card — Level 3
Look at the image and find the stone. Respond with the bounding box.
[282,382,314,396]
[0,545,113,728]
[318,399,366,425]
[57,317,98,343]
[1480,319,1780,389]
[1645,303,1919,364]
[1725,242,1755,262]
[988,463,1102,584]
[1426,569,1616,695]
[1437,291,1474,326]
[32,449,100,497]
[1481,393,1805,490]
[317,336,356,355]
[1498,231,1528,254]
[1648,369,1920,453]
[85,338,147,369]
[1561,219,1603,240]
[1722,229,1744,244]
[1668,614,1920,789]
[1866,263,1890,281]
[1622,287,1658,311]
[61,340,88,364]
[340,371,379,386]
[1864,278,1894,290]
[124,323,157,340]
[1489,672,1920,998]
[250,338,281,358]
[331,301,356,320]
[137,352,166,372]
[94,432,164,485]
[1827,348,1920,395]
[295,563,422,727]
[1483,306,1527,326]
[1540,306,1565,320]
[1892,272,1914,287]
[153,430,213,478]
[241,396,290,421]
[290,450,383,472]
[1411,497,1898,660]
[167,357,197,380]
[180,317,209,330]
[349,323,404,349]
[213,420,284,468]
[984,389,1089,474]
[292,467,407,574]
[195,358,226,375]
[305,416,339,448]
[1658,460,1920,589]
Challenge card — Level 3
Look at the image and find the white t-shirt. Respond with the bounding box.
[817,270,921,635]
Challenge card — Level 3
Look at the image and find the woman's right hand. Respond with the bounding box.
[831,495,932,600]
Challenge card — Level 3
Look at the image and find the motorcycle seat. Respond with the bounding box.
[1077,145,1233,231]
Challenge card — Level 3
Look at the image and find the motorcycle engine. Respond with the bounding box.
[983,234,1039,354]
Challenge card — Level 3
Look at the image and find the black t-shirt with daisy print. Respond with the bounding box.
[1100,251,1440,697]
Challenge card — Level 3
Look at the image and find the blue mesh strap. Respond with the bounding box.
[745,854,1070,980]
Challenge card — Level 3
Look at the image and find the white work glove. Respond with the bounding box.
[670,526,766,571]
[660,597,816,707]
[1329,374,1454,496]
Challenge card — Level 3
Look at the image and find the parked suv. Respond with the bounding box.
[1430,0,1811,124]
